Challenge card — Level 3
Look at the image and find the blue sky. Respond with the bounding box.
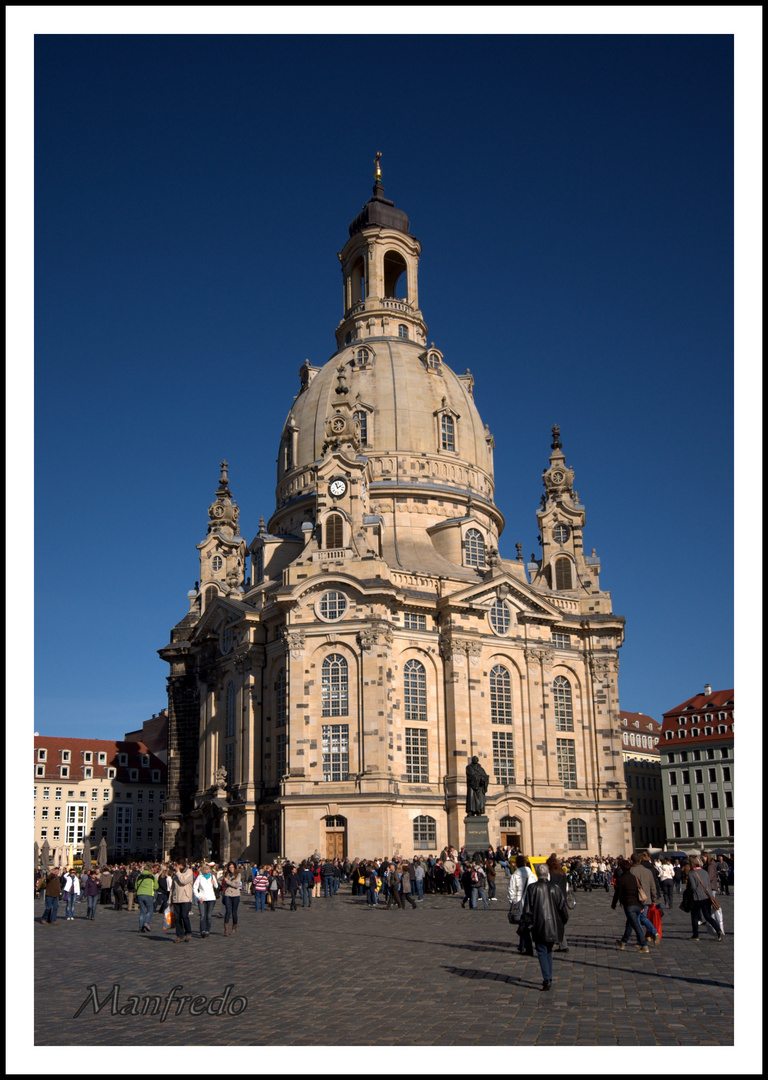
[22,23,745,742]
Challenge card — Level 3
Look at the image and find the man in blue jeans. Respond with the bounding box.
[321,859,336,898]
[630,853,660,945]
[42,868,62,924]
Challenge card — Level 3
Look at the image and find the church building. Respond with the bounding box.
[160,163,631,863]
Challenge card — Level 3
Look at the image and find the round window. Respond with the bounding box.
[489,600,511,635]
[220,626,233,655]
[317,591,347,621]
[552,525,569,545]
[212,555,223,572]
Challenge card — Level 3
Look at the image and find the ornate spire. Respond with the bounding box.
[208,460,240,534]
[374,150,382,183]
[542,425,575,501]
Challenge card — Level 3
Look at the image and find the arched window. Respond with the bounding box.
[567,818,587,849]
[413,815,436,850]
[322,654,348,717]
[356,348,369,365]
[464,528,486,568]
[623,732,628,744]
[398,324,409,340]
[554,556,573,590]
[275,669,286,726]
[500,816,519,829]
[553,675,574,732]
[403,659,427,722]
[641,735,647,748]
[225,682,236,738]
[630,733,635,746]
[490,665,513,724]
[204,586,218,610]
[324,513,343,549]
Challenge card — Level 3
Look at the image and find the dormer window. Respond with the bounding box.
[60,765,69,778]
[690,728,699,738]
[97,752,107,765]
[61,750,71,763]
[717,725,727,734]
[107,768,116,779]
[678,730,686,738]
[665,731,674,740]
[129,769,139,781]
[634,721,640,729]
[464,528,486,569]
[441,413,455,451]
[84,767,93,778]
[83,751,92,763]
[37,749,46,762]
[140,755,149,768]
[152,770,161,782]
[118,753,128,766]
[705,727,713,735]
[36,765,45,777]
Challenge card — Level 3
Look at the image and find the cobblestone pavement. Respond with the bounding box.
[33,886,733,1046]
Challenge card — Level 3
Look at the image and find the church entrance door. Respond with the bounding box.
[326,830,345,860]
[502,832,521,850]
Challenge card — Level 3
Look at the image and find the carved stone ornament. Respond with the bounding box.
[524,648,539,668]
[539,648,555,669]
[590,656,617,680]
[358,629,378,651]
[281,628,306,659]
[466,642,482,666]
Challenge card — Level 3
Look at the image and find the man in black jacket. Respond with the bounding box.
[518,864,569,992]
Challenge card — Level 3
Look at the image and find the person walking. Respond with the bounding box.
[193,863,217,937]
[299,860,314,908]
[112,866,127,912]
[126,867,137,912]
[98,866,113,906]
[546,854,570,953]
[252,866,269,911]
[685,856,723,942]
[658,858,675,909]
[517,864,569,991]
[134,862,158,934]
[384,864,403,910]
[83,870,100,920]
[629,853,660,946]
[413,858,425,902]
[62,869,80,920]
[222,862,242,935]
[471,862,490,909]
[170,860,194,943]
[286,865,300,911]
[612,858,650,952]
[507,855,536,954]
[155,864,171,913]
[41,868,62,924]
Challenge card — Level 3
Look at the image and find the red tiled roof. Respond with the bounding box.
[33,736,167,782]
[619,711,661,731]
[659,689,734,746]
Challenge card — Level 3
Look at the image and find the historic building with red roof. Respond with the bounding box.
[658,686,734,852]
[618,711,665,849]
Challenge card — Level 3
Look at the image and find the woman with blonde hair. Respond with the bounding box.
[222,861,242,935]
[193,862,218,938]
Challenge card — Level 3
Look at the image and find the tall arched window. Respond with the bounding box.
[225,682,236,737]
[204,586,218,610]
[490,665,513,724]
[464,528,486,568]
[322,654,349,717]
[354,410,368,445]
[275,669,286,726]
[555,557,573,590]
[567,818,587,849]
[553,675,574,731]
[413,815,436,850]
[403,659,427,722]
[441,413,455,451]
[324,514,343,549]
[398,324,409,340]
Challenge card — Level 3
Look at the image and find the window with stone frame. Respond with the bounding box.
[276,734,288,778]
[403,612,426,631]
[556,739,577,789]
[225,682,236,738]
[354,410,369,445]
[324,514,344,550]
[489,600,511,635]
[492,730,515,785]
[441,412,455,451]
[403,659,427,722]
[551,632,571,648]
[413,815,436,850]
[490,665,513,724]
[405,728,428,782]
[321,654,349,716]
[224,741,235,783]
[553,675,574,731]
[322,724,349,781]
[464,528,486,568]
[554,556,573,590]
[567,818,587,849]
[275,668,287,726]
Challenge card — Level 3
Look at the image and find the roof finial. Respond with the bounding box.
[220,460,229,483]
[374,151,382,182]
[551,424,562,451]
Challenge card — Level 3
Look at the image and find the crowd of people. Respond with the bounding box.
[35,846,732,986]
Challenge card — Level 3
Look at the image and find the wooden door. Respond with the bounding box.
[326,831,345,860]
[502,832,521,850]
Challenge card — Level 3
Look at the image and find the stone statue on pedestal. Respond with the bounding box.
[465,756,489,816]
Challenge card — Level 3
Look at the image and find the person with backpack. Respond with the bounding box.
[470,862,490,909]
[134,862,158,934]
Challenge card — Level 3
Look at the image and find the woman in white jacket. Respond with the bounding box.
[62,869,81,921]
[193,863,218,938]
[507,855,537,955]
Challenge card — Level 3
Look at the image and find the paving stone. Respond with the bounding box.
[34,888,733,1045]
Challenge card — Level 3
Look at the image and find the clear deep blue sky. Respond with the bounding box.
[32,32,735,739]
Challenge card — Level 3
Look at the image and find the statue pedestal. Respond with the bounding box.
[464,815,490,859]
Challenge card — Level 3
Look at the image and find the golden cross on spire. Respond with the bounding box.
[374,151,382,182]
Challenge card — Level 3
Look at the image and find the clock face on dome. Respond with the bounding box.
[329,478,348,498]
